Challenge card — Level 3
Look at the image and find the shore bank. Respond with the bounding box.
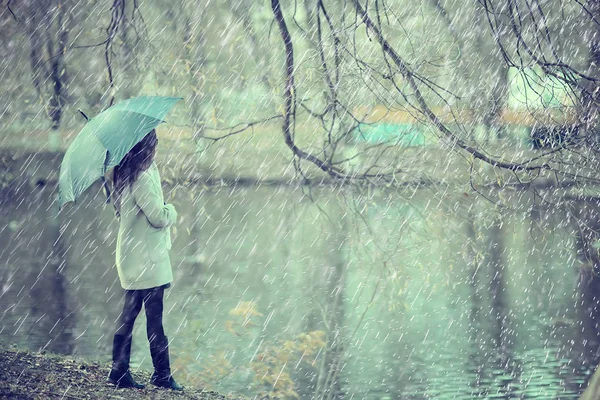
[0,345,241,400]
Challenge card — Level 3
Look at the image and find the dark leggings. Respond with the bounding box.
[116,286,166,345]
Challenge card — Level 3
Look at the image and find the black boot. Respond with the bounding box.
[107,334,145,389]
[149,335,183,391]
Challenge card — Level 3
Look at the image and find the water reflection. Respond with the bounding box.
[0,181,593,398]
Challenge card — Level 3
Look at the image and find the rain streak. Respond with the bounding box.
[1,0,600,399]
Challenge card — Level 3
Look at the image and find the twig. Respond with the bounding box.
[352,0,551,173]
[200,115,284,141]
[7,0,17,21]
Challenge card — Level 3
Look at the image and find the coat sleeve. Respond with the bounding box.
[133,171,177,228]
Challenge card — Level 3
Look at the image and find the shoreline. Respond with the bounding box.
[0,345,242,400]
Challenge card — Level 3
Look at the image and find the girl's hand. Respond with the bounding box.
[164,203,178,225]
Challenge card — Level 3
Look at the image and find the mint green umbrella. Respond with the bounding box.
[58,96,182,209]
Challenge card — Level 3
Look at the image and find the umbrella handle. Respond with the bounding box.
[101,151,113,205]
[101,176,111,204]
[78,109,90,121]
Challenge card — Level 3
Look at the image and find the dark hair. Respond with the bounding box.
[113,129,158,218]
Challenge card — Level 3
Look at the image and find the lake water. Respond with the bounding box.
[0,180,593,398]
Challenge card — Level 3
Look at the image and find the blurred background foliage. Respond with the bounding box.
[3,1,600,399]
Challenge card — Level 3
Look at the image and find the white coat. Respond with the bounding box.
[114,161,177,290]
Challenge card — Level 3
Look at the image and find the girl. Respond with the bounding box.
[106,129,183,391]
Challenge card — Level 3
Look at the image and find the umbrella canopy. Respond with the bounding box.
[58,96,182,209]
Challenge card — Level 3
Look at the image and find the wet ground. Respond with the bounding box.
[0,346,242,400]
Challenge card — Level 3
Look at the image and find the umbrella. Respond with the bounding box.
[58,96,182,209]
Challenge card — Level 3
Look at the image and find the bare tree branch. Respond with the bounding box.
[7,0,18,21]
[271,0,348,179]
[352,0,553,172]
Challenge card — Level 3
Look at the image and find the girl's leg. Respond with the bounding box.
[143,287,165,345]
[108,290,145,388]
[116,290,144,337]
[144,287,183,390]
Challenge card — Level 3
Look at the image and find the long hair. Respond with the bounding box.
[113,129,158,218]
